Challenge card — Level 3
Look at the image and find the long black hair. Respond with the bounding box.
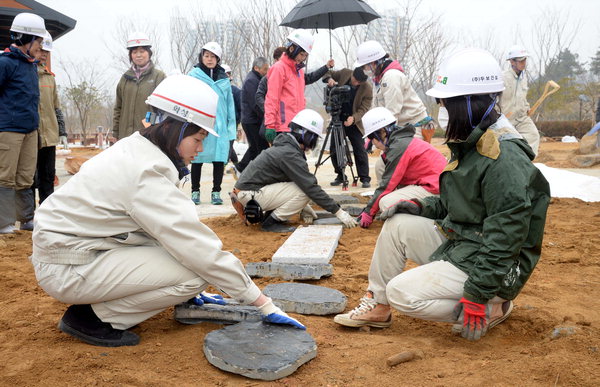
[443,94,501,142]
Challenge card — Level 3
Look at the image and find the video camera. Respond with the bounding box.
[323,85,351,116]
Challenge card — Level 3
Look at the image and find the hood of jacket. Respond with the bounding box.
[2,45,35,63]
[374,60,404,84]
[194,62,227,81]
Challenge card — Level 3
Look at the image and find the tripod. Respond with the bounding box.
[313,110,358,191]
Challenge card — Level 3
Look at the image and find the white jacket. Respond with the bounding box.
[500,68,530,124]
[32,132,261,304]
[374,68,427,126]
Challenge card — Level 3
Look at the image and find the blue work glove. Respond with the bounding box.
[258,298,306,330]
[191,292,227,306]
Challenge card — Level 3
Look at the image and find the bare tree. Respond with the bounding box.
[168,5,212,75]
[331,24,368,68]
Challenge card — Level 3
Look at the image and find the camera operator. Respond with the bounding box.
[323,67,373,188]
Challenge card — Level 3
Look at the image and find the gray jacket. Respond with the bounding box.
[235,133,340,214]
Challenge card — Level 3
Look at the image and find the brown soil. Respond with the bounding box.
[1,143,599,386]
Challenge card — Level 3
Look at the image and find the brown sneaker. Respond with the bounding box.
[334,292,392,328]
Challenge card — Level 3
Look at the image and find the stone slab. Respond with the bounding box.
[313,217,343,225]
[341,205,363,216]
[245,262,333,280]
[174,300,262,325]
[263,283,347,315]
[329,194,359,204]
[314,210,335,219]
[204,321,317,381]
[271,225,343,265]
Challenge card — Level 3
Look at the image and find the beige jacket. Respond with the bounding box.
[500,68,530,124]
[32,133,261,304]
[374,68,427,126]
[37,63,60,148]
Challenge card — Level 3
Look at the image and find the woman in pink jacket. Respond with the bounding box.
[263,29,314,144]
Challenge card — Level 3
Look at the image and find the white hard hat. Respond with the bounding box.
[291,109,324,138]
[287,29,314,54]
[221,64,232,73]
[355,40,386,67]
[127,31,151,48]
[506,45,530,61]
[146,75,219,137]
[426,48,504,99]
[362,107,396,138]
[41,31,52,52]
[10,12,47,38]
[202,41,222,60]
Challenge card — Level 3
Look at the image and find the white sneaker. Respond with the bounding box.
[0,224,15,234]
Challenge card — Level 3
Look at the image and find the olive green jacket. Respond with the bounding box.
[419,121,550,304]
[37,63,61,147]
[113,63,165,140]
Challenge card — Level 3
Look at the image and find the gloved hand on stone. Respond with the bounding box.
[357,211,373,228]
[379,199,421,221]
[335,209,358,228]
[258,298,306,330]
[452,297,489,341]
[265,128,277,144]
[191,291,227,306]
[301,205,318,224]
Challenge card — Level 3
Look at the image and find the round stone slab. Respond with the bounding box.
[263,283,347,315]
[204,322,317,381]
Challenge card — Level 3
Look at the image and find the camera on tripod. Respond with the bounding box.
[323,85,351,116]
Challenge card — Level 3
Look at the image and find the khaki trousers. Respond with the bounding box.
[378,185,434,212]
[374,156,385,184]
[237,182,310,221]
[30,246,208,330]
[0,131,38,189]
[514,117,540,156]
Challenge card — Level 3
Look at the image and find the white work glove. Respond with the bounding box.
[59,135,68,148]
[258,298,306,330]
[335,208,358,228]
[300,205,318,224]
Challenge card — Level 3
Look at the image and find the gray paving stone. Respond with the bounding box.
[313,217,343,225]
[272,225,343,265]
[263,283,347,315]
[341,205,363,216]
[174,300,261,325]
[204,321,317,381]
[329,194,359,204]
[314,210,335,219]
[245,262,333,280]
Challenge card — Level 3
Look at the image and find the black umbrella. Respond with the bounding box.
[280,0,380,57]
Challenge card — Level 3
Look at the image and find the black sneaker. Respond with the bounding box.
[361,181,371,188]
[58,304,140,347]
[330,175,345,186]
[261,214,296,233]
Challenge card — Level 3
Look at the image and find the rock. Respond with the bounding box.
[550,326,577,339]
[204,321,317,381]
[571,153,600,167]
[263,283,347,315]
[577,134,598,155]
[245,262,333,280]
[329,194,359,204]
[314,210,336,219]
[341,205,363,216]
[272,225,343,265]
[313,217,343,225]
[174,300,262,325]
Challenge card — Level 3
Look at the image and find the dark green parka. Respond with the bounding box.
[419,122,550,304]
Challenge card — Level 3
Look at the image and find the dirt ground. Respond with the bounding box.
[1,141,599,386]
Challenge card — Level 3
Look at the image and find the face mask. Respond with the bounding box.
[437,106,449,131]
[363,64,374,78]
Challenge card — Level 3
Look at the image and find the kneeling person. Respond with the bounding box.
[233,109,357,232]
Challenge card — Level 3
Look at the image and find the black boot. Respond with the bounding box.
[330,174,345,186]
[261,214,296,233]
[58,304,140,347]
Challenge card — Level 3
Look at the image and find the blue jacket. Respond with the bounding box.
[241,69,263,124]
[188,66,236,163]
[0,45,39,133]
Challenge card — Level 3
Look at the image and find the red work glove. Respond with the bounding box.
[357,211,373,228]
[453,297,488,341]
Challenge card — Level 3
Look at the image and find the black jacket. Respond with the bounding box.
[241,70,263,124]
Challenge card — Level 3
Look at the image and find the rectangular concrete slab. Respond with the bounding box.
[272,225,343,265]
[245,262,333,280]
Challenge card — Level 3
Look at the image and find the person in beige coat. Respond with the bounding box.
[31,75,305,348]
[499,45,540,156]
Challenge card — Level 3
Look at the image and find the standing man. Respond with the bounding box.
[223,64,241,166]
[0,13,47,234]
[500,45,540,156]
[323,67,373,188]
[235,57,269,174]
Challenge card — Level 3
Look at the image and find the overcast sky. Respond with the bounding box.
[36,0,600,91]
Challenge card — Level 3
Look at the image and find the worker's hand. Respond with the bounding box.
[356,211,373,228]
[343,116,354,127]
[335,209,358,228]
[379,199,421,220]
[301,205,318,224]
[259,298,306,330]
[191,292,227,306]
[326,58,335,69]
[327,78,337,87]
[452,297,489,341]
[59,135,68,147]
[265,128,277,144]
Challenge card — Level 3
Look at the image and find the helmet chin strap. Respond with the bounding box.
[176,122,190,157]
[465,94,497,129]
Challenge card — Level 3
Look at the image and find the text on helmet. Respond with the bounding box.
[471,75,499,82]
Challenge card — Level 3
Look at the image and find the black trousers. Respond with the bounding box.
[191,162,225,192]
[237,122,269,172]
[330,124,370,182]
[228,140,238,164]
[33,146,56,204]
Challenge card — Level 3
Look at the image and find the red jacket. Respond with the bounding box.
[264,53,305,132]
